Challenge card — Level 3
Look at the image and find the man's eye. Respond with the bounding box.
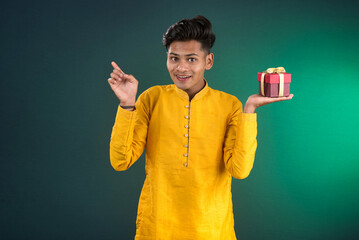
[171,57,178,61]
[188,58,196,62]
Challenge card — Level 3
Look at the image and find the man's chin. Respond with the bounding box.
[172,80,189,90]
[177,83,190,89]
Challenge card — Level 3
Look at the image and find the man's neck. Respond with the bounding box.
[187,80,206,101]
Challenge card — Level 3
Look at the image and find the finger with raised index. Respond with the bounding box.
[111,61,125,75]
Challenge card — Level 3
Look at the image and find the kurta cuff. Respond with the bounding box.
[116,104,137,119]
[239,112,257,121]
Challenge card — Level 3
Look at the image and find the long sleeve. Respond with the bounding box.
[223,101,258,179]
[109,91,150,171]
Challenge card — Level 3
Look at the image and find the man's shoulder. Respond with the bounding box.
[208,87,241,104]
[144,84,174,94]
[138,84,175,101]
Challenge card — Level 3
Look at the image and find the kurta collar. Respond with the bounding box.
[174,79,210,102]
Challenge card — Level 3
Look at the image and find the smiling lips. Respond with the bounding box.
[176,75,192,82]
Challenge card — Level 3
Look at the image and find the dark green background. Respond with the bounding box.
[1,0,358,239]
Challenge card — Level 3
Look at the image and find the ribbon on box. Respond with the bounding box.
[260,67,286,97]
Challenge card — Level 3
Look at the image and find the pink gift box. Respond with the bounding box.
[257,72,291,97]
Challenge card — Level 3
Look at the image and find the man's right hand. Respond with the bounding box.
[108,61,138,106]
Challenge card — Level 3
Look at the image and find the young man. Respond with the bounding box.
[108,16,293,239]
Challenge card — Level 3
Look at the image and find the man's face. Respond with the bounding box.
[166,40,214,98]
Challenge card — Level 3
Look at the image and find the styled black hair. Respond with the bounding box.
[162,15,216,54]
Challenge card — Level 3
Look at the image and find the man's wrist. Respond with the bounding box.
[120,100,135,106]
[243,104,256,113]
[120,100,136,111]
[120,104,135,110]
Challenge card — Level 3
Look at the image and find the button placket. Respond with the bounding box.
[183,103,191,168]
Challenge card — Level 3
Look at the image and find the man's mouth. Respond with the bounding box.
[176,75,191,81]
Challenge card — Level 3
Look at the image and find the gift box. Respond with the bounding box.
[257,67,291,97]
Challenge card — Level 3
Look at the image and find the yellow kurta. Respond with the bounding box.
[110,81,257,240]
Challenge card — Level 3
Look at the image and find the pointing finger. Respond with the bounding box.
[111,61,125,75]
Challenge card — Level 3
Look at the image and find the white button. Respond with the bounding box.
[185,116,189,119]
[184,134,188,137]
[184,153,188,157]
[184,144,188,148]
[185,105,189,108]
[184,163,188,167]
[185,125,189,128]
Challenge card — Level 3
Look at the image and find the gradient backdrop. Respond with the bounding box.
[1,0,359,239]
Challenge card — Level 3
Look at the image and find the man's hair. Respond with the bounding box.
[162,15,216,54]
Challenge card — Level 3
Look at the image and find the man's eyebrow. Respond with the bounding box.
[169,52,199,57]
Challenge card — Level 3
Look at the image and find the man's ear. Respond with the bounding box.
[205,53,214,70]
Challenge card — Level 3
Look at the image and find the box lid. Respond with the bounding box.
[257,72,291,83]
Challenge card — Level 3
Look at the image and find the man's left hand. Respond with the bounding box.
[243,94,294,113]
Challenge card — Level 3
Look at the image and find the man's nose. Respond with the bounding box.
[176,60,189,71]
